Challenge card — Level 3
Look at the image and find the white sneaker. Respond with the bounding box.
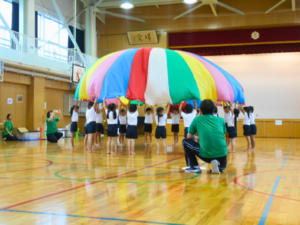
[3,137,6,141]
[185,167,201,173]
[182,166,190,170]
[211,160,220,174]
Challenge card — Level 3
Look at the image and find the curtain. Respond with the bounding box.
[11,1,19,49]
[35,11,38,47]
[68,26,85,53]
[178,43,300,56]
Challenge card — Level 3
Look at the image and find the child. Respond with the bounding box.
[119,107,127,146]
[238,104,251,152]
[154,103,170,154]
[86,98,98,152]
[144,104,153,146]
[84,120,88,150]
[180,100,197,139]
[196,109,200,116]
[70,100,81,148]
[95,103,104,147]
[170,107,180,146]
[213,106,219,117]
[223,104,231,147]
[126,100,140,155]
[227,102,240,153]
[103,97,121,154]
[182,99,227,174]
[249,106,256,150]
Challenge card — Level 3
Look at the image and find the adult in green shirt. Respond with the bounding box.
[3,114,18,141]
[46,110,63,143]
[182,99,227,174]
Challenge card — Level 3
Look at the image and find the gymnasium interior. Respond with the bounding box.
[0,0,300,224]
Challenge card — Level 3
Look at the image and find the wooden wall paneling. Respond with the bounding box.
[3,71,31,85]
[97,9,300,36]
[0,82,28,128]
[98,32,168,57]
[45,79,71,91]
[293,121,300,138]
[266,120,292,138]
[27,77,45,131]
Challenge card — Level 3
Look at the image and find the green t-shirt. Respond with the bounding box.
[4,120,13,136]
[46,117,59,134]
[188,114,227,158]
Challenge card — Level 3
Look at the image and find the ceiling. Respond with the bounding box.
[32,0,300,26]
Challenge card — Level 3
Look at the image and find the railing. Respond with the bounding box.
[0,26,98,75]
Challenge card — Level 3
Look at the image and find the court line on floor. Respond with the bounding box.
[281,140,293,167]
[2,156,184,210]
[256,140,294,225]
[0,158,53,174]
[0,209,184,224]
[258,176,281,225]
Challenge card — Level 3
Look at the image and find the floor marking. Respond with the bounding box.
[0,159,53,174]
[281,140,293,167]
[2,156,184,209]
[0,209,184,224]
[258,176,281,225]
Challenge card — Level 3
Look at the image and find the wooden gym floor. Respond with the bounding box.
[0,137,299,225]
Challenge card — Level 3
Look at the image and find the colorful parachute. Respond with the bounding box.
[75,48,245,105]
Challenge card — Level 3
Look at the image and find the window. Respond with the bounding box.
[37,13,69,62]
[0,0,12,48]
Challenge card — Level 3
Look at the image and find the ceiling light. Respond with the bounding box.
[183,0,198,4]
[120,0,134,9]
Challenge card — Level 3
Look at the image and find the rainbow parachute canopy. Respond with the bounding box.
[75,47,245,105]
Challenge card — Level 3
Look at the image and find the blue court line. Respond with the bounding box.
[0,209,184,225]
[258,140,293,224]
[281,140,293,167]
[258,176,281,225]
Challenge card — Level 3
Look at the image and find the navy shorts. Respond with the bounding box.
[144,124,152,133]
[155,126,167,139]
[184,127,188,139]
[119,124,127,134]
[172,124,179,133]
[225,123,228,134]
[86,122,96,134]
[126,125,138,139]
[70,122,77,132]
[96,123,104,133]
[243,125,251,136]
[250,124,257,135]
[107,124,118,137]
[227,126,237,138]
[84,126,87,135]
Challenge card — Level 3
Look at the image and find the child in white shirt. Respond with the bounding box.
[170,107,180,146]
[223,103,232,147]
[118,106,127,146]
[95,103,104,147]
[103,97,121,154]
[180,100,197,139]
[226,102,240,153]
[144,104,153,146]
[126,100,140,155]
[249,106,256,150]
[238,103,251,152]
[154,103,170,154]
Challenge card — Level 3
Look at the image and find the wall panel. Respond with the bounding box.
[98,32,168,57]
[0,82,28,128]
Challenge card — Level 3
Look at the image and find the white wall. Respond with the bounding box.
[205,53,300,119]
